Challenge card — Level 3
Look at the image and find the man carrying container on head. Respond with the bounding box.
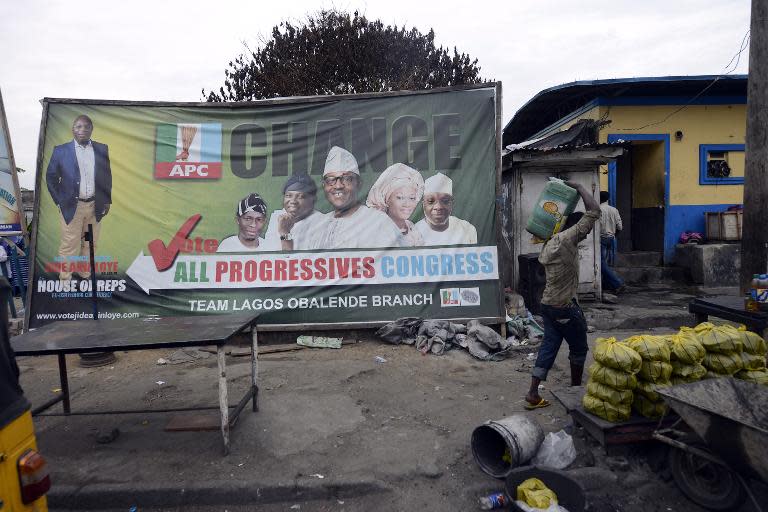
[524,181,601,409]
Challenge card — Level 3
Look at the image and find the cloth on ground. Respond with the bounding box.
[375,317,423,345]
[466,319,515,361]
[506,313,544,342]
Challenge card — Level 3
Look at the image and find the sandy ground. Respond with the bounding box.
[18,324,766,512]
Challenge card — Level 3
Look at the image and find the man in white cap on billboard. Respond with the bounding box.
[415,172,477,245]
[306,146,404,250]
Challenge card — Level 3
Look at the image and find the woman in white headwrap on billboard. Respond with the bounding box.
[365,163,425,247]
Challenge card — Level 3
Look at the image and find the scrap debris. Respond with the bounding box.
[375,316,543,361]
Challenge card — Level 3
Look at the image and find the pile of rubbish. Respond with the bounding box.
[375,315,543,361]
[583,323,768,423]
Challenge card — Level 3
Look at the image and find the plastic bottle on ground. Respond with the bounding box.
[479,492,507,509]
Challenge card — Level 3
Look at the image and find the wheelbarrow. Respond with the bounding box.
[653,378,768,512]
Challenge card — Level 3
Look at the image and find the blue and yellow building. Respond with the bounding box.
[503,75,747,263]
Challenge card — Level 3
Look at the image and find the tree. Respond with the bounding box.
[203,10,486,102]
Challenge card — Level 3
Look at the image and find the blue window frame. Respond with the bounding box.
[699,144,745,185]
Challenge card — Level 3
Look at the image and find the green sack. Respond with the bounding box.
[738,326,768,356]
[671,361,708,380]
[672,376,699,385]
[588,362,638,390]
[594,337,642,373]
[634,379,672,402]
[667,329,706,364]
[583,393,631,423]
[632,393,668,419]
[735,369,768,385]
[695,323,743,354]
[741,352,767,371]
[638,360,673,383]
[586,381,633,406]
[703,352,743,375]
[624,335,671,362]
[704,370,730,380]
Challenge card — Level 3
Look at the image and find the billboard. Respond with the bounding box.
[28,85,503,328]
[0,89,24,235]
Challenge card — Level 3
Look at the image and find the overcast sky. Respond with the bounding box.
[1,0,751,189]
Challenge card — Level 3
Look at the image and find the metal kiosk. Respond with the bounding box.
[11,314,260,455]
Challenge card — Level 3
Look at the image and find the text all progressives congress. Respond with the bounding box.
[127,246,498,292]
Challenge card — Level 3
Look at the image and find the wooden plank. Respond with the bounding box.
[218,346,230,456]
[165,413,221,432]
[551,386,677,448]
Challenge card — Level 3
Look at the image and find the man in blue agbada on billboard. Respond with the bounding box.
[45,115,112,281]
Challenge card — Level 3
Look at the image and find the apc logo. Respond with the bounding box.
[154,123,222,179]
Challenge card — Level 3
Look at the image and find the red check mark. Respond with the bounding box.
[147,214,202,271]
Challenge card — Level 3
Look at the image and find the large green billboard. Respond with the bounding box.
[28,85,503,328]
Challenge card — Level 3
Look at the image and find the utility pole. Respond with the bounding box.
[740,0,768,293]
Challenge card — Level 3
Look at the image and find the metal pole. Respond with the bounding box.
[740,0,768,292]
[87,224,98,320]
[78,223,115,367]
[251,326,259,412]
[58,353,70,414]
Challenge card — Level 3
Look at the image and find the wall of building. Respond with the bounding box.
[599,103,746,205]
[517,98,746,262]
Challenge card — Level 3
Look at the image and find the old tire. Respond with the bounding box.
[668,436,745,511]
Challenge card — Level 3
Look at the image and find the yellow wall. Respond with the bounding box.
[632,141,665,208]
[598,104,746,206]
[531,102,746,206]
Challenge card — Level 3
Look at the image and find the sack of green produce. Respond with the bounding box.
[638,360,673,382]
[741,352,767,371]
[583,393,631,423]
[735,369,768,385]
[594,337,642,373]
[704,371,729,380]
[695,322,743,354]
[737,326,767,356]
[671,360,708,380]
[667,329,706,364]
[703,351,743,375]
[586,381,633,406]
[624,335,670,362]
[588,362,638,390]
[672,376,698,385]
[632,393,668,419]
[634,379,668,402]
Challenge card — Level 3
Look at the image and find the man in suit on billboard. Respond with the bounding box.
[46,115,112,280]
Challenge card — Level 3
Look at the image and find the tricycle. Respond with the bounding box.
[653,378,768,511]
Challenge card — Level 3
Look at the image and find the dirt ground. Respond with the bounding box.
[16,328,765,512]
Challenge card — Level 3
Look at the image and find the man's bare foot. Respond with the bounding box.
[175,150,189,161]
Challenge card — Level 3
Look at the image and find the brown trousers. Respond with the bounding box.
[58,201,102,280]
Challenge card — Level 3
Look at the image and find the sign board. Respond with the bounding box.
[27,85,503,328]
[0,89,24,235]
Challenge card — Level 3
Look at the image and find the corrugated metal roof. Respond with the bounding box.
[503,74,748,145]
[502,140,627,157]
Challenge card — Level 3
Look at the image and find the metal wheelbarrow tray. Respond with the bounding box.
[654,378,768,511]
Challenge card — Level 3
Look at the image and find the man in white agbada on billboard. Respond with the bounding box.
[415,172,477,245]
[306,146,404,250]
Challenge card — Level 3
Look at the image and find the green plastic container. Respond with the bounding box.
[525,179,579,239]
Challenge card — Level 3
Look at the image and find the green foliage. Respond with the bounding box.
[203,10,486,101]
